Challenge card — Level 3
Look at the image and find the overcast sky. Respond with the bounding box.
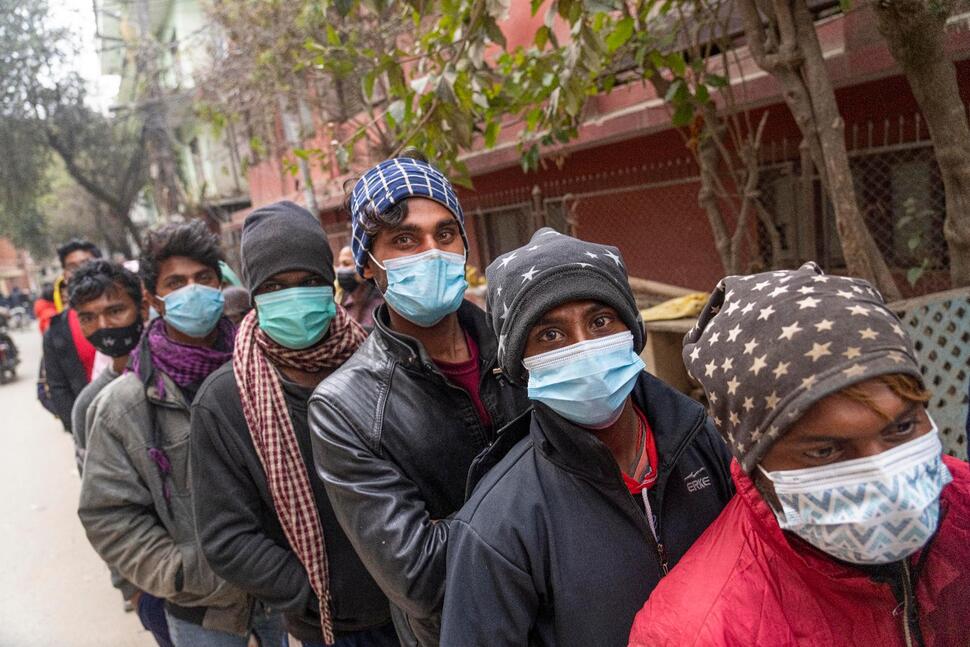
[49,0,121,112]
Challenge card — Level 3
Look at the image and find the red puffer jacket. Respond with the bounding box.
[629,456,970,647]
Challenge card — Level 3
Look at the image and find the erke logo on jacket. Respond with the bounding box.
[685,467,711,493]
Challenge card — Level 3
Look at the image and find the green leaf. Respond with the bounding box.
[669,53,686,77]
[363,71,377,100]
[706,73,728,88]
[484,120,501,147]
[326,24,341,46]
[664,79,683,103]
[907,265,926,286]
[535,25,550,49]
[606,17,634,53]
[695,83,710,104]
[334,0,355,16]
[484,18,507,47]
[672,102,694,127]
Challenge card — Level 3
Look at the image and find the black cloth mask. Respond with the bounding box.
[336,268,359,294]
[87,319,144,358]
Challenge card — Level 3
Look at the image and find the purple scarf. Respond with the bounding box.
[133,316,236,392]
[132,316,236,503]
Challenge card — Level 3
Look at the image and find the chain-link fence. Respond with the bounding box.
[759,113,950,297]
[464,112,952,298]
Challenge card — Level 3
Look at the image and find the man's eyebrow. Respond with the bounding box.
[435,217,459,230]
[386,222,421,235]
[536,313,567,327]
[880,402,920,429]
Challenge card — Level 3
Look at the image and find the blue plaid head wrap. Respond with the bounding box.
[349,157,466,275]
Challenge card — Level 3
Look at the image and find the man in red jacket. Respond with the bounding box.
[629,262,969,647]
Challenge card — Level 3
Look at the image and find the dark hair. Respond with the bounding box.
[139,220,224,294]
[57,239,102,267]
[343,149,431,238]
[68,259,142,310]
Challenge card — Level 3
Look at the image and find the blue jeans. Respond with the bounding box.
[299,622,400,647]
[136,593,173,647]
[165,606,285,647]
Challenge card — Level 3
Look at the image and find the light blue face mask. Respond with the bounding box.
[158,283,225,338]
[370,248,467,327]
[522,331,645,428]
[254,286,336,349]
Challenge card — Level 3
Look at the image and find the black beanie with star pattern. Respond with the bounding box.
[485,228,645,386]
[683,262,923,473]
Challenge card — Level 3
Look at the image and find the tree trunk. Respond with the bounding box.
[873,0,970,287]
[738,0,902,299]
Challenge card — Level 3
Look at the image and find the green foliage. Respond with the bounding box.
[201,0,741,186]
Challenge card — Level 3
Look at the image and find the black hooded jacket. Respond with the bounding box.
[440,371,734,647]
[309,301,531,646]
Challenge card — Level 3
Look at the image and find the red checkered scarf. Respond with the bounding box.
[233,306,367,644]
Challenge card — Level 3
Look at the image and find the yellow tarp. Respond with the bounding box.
[640,292,708,322]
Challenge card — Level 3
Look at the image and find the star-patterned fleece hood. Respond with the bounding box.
[683,261,923,473]
[484,227,644,386]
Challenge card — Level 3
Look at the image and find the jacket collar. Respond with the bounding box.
[133,334,190,409]
[532,372,707,489]
[371,300,497,370]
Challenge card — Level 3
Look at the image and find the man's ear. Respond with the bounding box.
[146,288,165,317]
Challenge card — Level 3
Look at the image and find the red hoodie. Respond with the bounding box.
[629,456,970,647]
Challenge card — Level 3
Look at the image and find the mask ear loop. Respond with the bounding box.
[367,252,387,272]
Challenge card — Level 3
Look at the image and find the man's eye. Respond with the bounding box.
[438,230,456,242]
[303,277,324,287]
[393,235,414,246]
[538,329,561,343]
[803,445,841,461]
[592,315,612,328]
[888,419,918,437]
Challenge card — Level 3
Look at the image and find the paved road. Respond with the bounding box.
[0,328,154,647]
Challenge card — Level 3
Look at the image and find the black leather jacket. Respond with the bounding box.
[309,301,530,646]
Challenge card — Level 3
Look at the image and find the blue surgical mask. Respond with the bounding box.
[158,284,225,338]
[370,249,467,327]
[759,423,950,565]
[522,331,645,428]
[254,286,336,349]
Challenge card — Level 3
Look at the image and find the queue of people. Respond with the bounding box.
[49,151,966,647]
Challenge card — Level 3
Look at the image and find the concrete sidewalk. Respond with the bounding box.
[0,329,153,647]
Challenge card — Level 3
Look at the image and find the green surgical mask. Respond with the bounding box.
[254,286,336,349]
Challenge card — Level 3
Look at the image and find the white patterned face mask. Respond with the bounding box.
[759,422,951,565]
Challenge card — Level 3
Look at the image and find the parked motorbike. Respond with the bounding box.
[8,306,27,331]
[0,312,20,384]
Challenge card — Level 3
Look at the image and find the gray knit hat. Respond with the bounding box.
[485,228,644,385]
[241,201,335,294]
[684,262,923,472]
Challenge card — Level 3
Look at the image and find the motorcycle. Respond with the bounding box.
[0,312,20,384]
[8,306,27,331]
